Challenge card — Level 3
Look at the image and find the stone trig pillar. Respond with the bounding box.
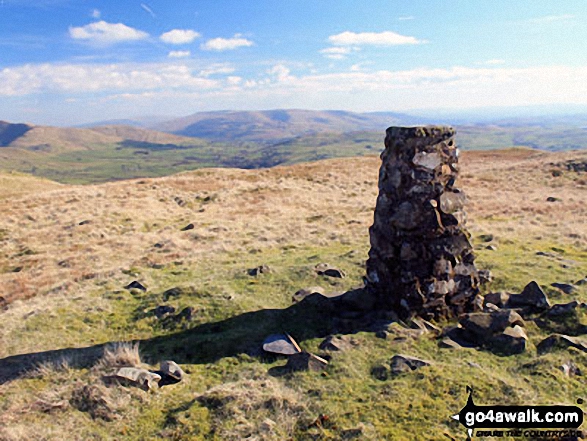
[365,126,480,320]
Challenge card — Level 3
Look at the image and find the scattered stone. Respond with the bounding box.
[370,364,390,380]
[390,354,432,375]
[439,337,465,349]
[153,305,176,319]
[113,367,161,391]
[158,360,184,385]
[560,361,582,377]
[365,126,481,320]
[315,263,345,278]
[506,281,550,312]
[292,286,325,303]
[409,317,441,334]
[247,264,271,276]
[262,334,301,355]
[484,303,500,313]
[125,281,146,292]
[537,334,587,355]
[375,330,389,340]
[483,291,510,308]
[175,306,194,322]
[285,352,328,372]
[78,220,91,226]
[319,335,355,352]
[383,322,425,340]
[544,301,579,318]
[546,196,559,202]
[485,245,497,251]
[536,251,557,258]
[490,325,528,355]
[459,310,525,343]
[162,287,182,301]
[478,234,494,243]
[440,326,479,349]
[181,223,194,231]
[551,282,577,295]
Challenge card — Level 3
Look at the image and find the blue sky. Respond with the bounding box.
[1,0,587,125]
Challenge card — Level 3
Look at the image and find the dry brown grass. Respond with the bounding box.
[96,342,141,370]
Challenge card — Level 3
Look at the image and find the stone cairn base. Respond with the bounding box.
[365,126,481,320]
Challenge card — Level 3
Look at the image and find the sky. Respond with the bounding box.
[1,0,587,125]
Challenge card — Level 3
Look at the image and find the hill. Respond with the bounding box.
[0,148,586,440]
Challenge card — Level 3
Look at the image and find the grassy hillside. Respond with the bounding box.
[1,149,586,440]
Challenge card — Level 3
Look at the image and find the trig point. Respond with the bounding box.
[365,126,481,320]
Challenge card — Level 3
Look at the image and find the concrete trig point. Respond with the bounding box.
[365,126,481,320]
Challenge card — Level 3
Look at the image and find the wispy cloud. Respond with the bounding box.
[199,65,235,77]
[69,21,148,44]
[140,3,156,18]
[482,59,505,65]
[91,9,100,19]
[526,14,575,24]
[319,46,352,60]
[201,34,254,51]
[328,30,424,46]
[160,29,200,44]
[398,16,414,21]
[168,50,190,58]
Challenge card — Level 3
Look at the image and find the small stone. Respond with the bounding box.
[262,334,301,355]
[575,276,587,286]
[489,325,527,355]
[537,334,587,355]
[292,286,325,303]
[506,281,550,311]
[181,223,195,231]
[544,301,579,318]
[285,352,328,372]
[439,337,464,349]
[78,220,91,225]
[439,191,466,214]
[247,264,271,276]
[409,318,441,334]
[153,305,175,319]
[484,292,510,308]
[560,361,582,377]
[390,354,431,375]
[551,283,577,294]
[175,306,194,322]
[375,330,389,339]
[162,287,182,301]
[478,234,494,243]
[412,151,442,170]
[485,245,497,251]
[159,360,184,382]
[319,335,355,352]
[459,310,525,343]
[315,263,345,278]
[546,196,559,202]
[370,364,390,380]
[114,368,161,391]
[125,281,146,292]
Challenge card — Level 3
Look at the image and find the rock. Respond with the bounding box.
[162,287,182,301]
[489,325,528,355]
[370,364,390,380]
[315,263,345,278]
[485,245,497,251]
[292,286,325,303]
[158,360,184,385]
[319,335,355,352]
[409,317,441,334]
[247,264,271,276]
[114,367,161,391]
[560,361,582,377]
[483,292,510,308]
[390,354,432,375]
[153,305,176,319]
[546,196,559,202]
[551,283,577,294]
[575,276,587,286]
[78,220,91,226]
[506,281,550,311]
[484,303,500,312]
[384,322,425,340]
[285,352,328,372]
[413,150,442,170]
[439,337,465,349]
[441,326,479,348]
[181,223,194,231]
[459,310,525,343]
[175,306,194,322]
[537,334,587,355]
[262,334,301,355]
[125,281,146,292]
[544,301,579,318]
[478,234,494,243]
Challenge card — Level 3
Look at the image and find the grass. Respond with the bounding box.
[0,148,586,440]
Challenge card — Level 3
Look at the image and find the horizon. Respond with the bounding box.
[2,0,587,125]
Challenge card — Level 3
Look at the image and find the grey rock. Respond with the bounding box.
[181,223,195,231]
[390,354,432,375]
[162,287,182,301]
[484,291,510,308]
[125,281,146,292]
[160,360,184,381]
[247,264,271,276]
[285,352,328,372]
[560,361,582,377]
[292,286,325,303]
[114,367,161,391]
[459,310,525,343]
[153,305,176,319]
[439,191,466,214]
[489,325,528,355]
[412,150,442,170]
[439,337,465,349]
[551,283,577,295]
[506,281,550,311]
[544,301,579,318]
[319,335,355,352]
[537,334,587,355]
[575,276,587,286]
[370,364,390,381]
[409,317,441,334]
[262,334,301,355]
[315,263,345,278]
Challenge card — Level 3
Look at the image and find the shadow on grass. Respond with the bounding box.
[0,292,368,385]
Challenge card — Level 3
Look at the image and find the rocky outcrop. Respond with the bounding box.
[365,126,480,320]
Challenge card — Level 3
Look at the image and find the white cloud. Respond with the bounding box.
[168,50,190,58]
[69,21,148,44]
[91,9,100,19]
[527,14,574,24]
[201,35,254,51]
[267,64,291,81]
[398,16,414,21]
[483,59,505,65]
[140,3,156,18]
[329,30,424,46]
[320,47,352,59]
[226,76,242,86]
[160,29,200,44]
[199,65,235,77]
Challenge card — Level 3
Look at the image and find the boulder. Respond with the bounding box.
[285,352,328,372]
[162,287,182,301]
[459,310,525,343]
[315,263,345,278]
[544,301,579,318]
[157,360,184,386]
[153,305,176,319]
[247,264,271,276]
[390,354,432,375]
[114,367,161,391]
[125,281,147,292]
[551,283,577,295]
[319,335,355,352]
[262,334,301,355]
[560,361,582,377]
[575,276,587,286]
[506,281,550,311]
[537,334,587,355]
[489,325,528,355]
[483,291,510,308]
[292,286,325,303]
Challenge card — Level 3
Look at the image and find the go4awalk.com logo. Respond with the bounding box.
[452,387,584,439]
